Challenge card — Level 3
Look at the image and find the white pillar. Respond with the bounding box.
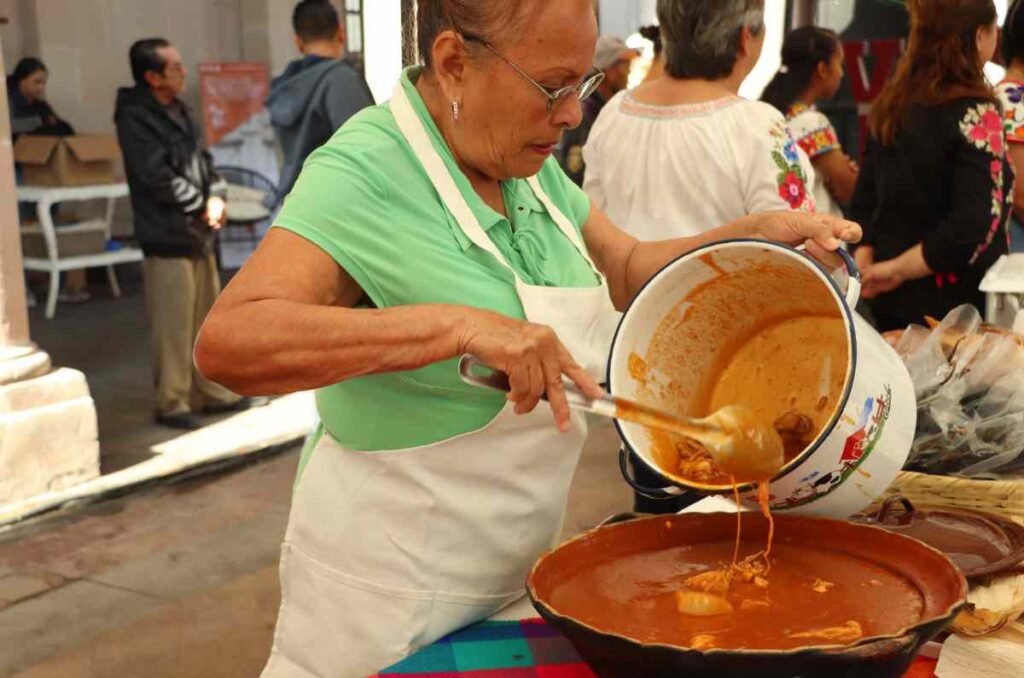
[0,36,38,374]
[0,40,100,506]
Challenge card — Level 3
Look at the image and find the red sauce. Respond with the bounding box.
[628,352,649,383]
[545,540,923,651]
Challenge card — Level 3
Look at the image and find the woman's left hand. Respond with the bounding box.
[742,211,862,251]
[861,259,906,299]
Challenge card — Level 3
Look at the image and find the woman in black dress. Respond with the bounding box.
[851,0,1011,331]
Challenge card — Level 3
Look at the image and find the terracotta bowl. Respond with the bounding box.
[528,513,966,678]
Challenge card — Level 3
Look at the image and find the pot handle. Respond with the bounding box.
[836,247,863,308]
[618,448,687,500]
[876,495,916,524]
[797,245,862,308]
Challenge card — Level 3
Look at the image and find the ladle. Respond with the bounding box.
[458,355,784,481]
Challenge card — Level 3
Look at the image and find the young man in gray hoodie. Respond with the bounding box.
[266,0,374,198]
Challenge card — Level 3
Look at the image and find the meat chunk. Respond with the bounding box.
[788,620,863,644]
[683,569,731,594]
[811,578,835,593]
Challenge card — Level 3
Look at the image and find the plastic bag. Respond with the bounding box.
[898,305,1024,477]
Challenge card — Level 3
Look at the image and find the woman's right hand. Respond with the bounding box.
[455,309,605,432]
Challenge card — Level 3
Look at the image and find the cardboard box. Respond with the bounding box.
[20,220,107,259]
[14,135,121,187]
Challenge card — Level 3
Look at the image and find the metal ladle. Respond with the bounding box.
[458,355,785,482]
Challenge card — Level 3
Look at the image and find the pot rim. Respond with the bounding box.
[607,239,860,494]
[526,512,968,659]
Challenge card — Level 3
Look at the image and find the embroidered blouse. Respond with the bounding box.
[583,92,815,241]
[850,97,1014,330]
[787,102,844,217]
[996,79,1024,144]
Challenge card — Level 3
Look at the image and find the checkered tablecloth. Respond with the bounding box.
[374,619,938,677]
[374,619,594,677]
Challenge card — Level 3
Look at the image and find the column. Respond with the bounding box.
[791,0,816,28]
[0,40,99,506]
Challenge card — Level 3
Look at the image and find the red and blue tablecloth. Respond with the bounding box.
[374,619,938,677]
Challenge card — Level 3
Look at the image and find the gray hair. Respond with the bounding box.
[657,0,765,80]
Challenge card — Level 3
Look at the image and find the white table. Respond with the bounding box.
[17,183,143,319]
[981,254,1024,331]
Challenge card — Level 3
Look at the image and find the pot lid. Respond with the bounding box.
[854,496,1024,580]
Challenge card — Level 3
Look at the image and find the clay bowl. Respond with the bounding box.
[856,496,1024,580]
[528,513,966,678]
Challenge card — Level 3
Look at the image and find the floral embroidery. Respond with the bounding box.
[997,81,1024,143]
[796,127,840,158]
[769,122,812,210]
[959,102,1012,264]
[779,171,807,208]
[788,102,811,117]
[787,105,841,159]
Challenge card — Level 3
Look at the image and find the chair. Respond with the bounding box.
[214,166,282,268]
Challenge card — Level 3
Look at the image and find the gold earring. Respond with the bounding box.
[451,99,460,122]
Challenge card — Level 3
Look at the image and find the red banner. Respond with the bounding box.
[197,63,269,147]
[843,39,904,155]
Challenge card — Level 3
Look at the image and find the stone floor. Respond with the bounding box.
[0,402,631,678]
[26,266,241,474]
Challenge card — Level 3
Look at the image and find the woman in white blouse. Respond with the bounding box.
[584,0,816,242]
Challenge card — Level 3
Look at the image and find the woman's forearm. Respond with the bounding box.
[195,301,469,396]
[890,244,933,281]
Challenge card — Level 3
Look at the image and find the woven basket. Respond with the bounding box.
[882,471,1024,524]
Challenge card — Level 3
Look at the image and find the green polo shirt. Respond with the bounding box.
[274,67,598,467]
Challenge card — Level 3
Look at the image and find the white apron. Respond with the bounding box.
[261,81,621,678]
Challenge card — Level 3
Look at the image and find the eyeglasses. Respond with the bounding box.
[463,34,605,113]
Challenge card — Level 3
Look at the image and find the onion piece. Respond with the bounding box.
[675,590,734,616]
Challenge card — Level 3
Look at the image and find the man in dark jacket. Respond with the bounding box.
[266,0,374,197]
[115,38,255,430]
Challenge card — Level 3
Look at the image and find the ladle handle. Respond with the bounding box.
[458,355,599,412]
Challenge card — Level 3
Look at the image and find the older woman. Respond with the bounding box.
[583,0,816,242]
[195,1,858,676]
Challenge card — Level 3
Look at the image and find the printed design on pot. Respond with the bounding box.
[773,385,893,511]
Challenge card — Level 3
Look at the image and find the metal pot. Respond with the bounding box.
[610,240,917,518]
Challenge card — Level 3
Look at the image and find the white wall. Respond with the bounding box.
[598,0,656,39]
[740,0,788,99]
[266,0,297,79]
[18,0,246,134]
[986,0,1011,84]
[363,0,403,102]
[0,0,25,72]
